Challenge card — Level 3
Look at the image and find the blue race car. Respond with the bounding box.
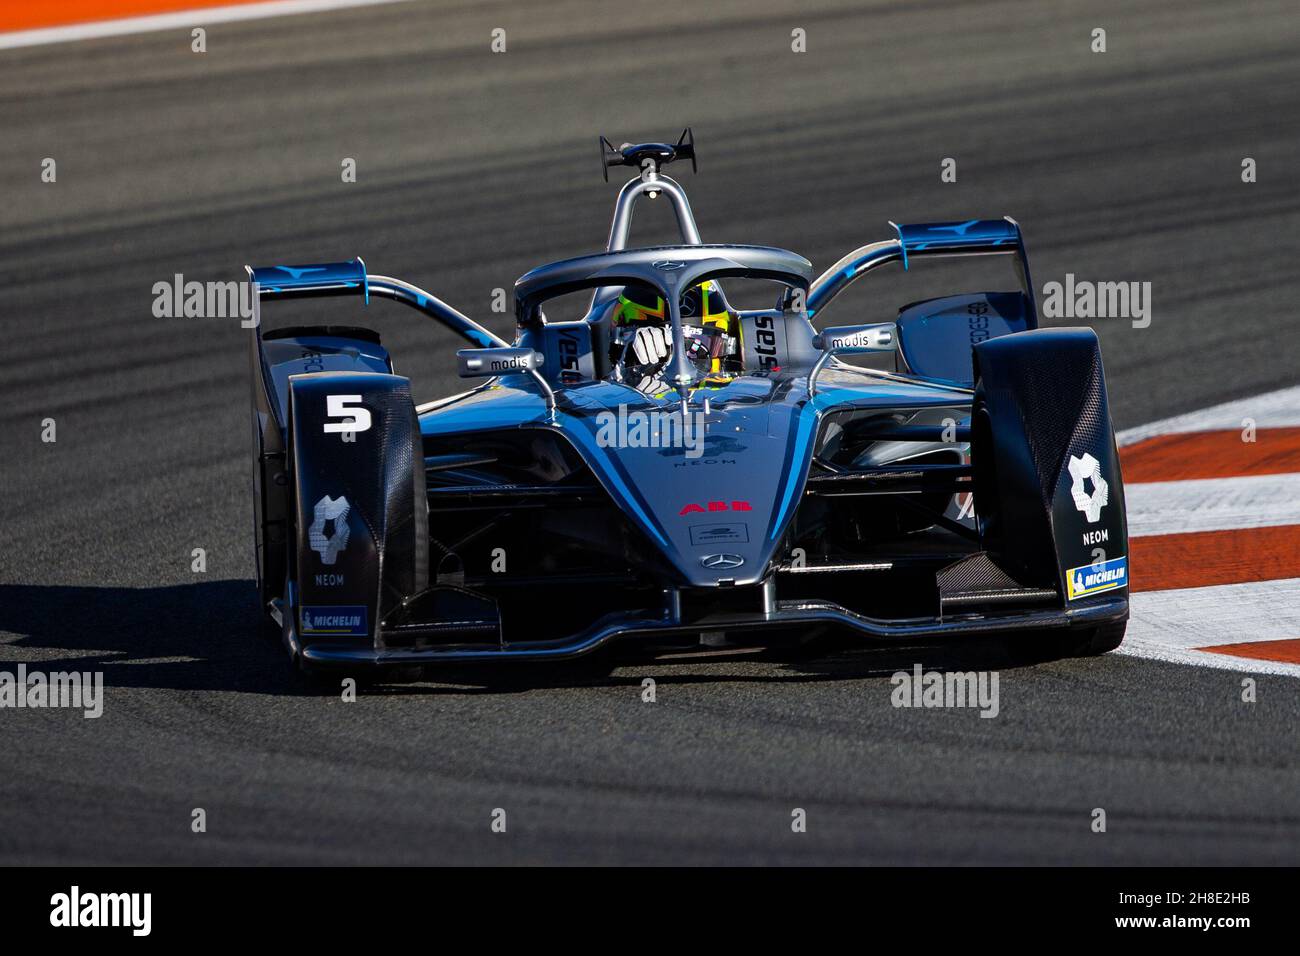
[247,131,1128,674]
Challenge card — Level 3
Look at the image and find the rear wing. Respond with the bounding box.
[248,258,370,302]
[244,257,506,349]
[892,218,1025,265]
[806,217,1037,327]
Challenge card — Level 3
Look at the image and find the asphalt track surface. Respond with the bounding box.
[1,0,1299,864]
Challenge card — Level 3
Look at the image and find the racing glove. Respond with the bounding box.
[620,325,672,392]
[630,325,669,367]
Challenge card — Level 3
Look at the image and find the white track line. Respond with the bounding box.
[1117,385,1300,447]
[1124,472,1300,537]
[1129,579,1300,649]
[0,0,415,51]
[1119,633,1300,678]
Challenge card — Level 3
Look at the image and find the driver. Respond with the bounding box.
[611,280,737,393]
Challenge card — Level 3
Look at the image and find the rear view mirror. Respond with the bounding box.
[895,292,1029,386]
[808,323,896,397]
[456,347,544,378]
[813,323,896,353]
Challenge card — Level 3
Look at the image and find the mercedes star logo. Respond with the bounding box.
[700,553,745,570]
[652,259,686,271]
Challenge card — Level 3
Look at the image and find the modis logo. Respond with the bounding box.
[679,500,752,517]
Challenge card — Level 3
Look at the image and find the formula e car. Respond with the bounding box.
[247,131,1128,674]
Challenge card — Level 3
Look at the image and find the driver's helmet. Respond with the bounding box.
[616,280,734,375]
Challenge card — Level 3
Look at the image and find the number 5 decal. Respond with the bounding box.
[323,394,372,434]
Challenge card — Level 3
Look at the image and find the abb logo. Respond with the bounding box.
[679,500,752,516]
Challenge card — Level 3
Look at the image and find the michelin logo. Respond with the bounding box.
[301,605,368,636]
[1067,556,1128,601]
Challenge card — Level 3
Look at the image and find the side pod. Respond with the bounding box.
[970,328,1128,602]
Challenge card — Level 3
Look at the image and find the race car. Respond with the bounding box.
[247,130,1128,674]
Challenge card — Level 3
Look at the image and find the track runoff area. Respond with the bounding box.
[1117,385,1300,676]
[0,0,415,49]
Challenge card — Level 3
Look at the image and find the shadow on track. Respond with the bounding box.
[0,580,300,695]
[0,581,1077,697]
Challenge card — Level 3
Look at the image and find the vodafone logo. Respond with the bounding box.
[679,500,752,516]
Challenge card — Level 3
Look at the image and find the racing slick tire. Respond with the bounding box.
[1067,620,1128,657]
